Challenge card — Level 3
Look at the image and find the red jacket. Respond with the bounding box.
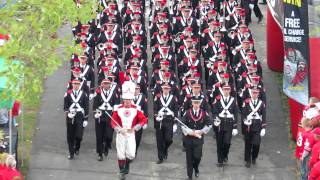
[309,141,320,169]
[111,104,147,129]
[309,161,320,180]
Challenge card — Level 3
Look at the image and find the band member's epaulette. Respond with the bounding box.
[96,88,101,94]
[242,72,247,78]
[126,9,132,15]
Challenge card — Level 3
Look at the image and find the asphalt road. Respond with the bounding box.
[28,4,297,180]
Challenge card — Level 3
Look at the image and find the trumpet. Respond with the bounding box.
[214,117,221,126]
[68,110,76,119]
[97,43,106,51]
[243,118,252,126]
[156,113,164,122]
[94,109,102,119]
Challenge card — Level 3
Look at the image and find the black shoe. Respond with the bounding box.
[75,150,79,156]
[104,149,109,157]
[98,155,103,161]
[187,176,192,180]
[119,173,126,180]
[223,157,228,163]
[258,16,263,23]
[252,159,256,165]
[68,154,74,160]
[156,159,164,164]
[195,170,199,177]
[217,162,223,167]
[245,161,251,168]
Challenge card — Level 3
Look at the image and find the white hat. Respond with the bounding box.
[122,81,136,99]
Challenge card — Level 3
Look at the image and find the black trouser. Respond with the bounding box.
[66,119,84,155]
[156,122,173,160]
[95,118,113,156]
[184,137,203,178]
[215,129,232,163]
[244,131,261,162]
[135,129,143,152]
[246,1,263,22]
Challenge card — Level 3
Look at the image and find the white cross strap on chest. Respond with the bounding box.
[134,95,143,106]
[247,100,262,121]
[159,95,174,116]
[218,97,235,119]
[69,91,84,113]
[80,66,90,80]
[180,17,186,26]
[240,49,247,60]
[99,90,113,111]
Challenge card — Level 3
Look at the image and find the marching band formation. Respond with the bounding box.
[63,0,267,179]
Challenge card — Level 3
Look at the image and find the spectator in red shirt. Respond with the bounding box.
[309,161,320,180]
[300,118,314,180]
[308,134,320,169]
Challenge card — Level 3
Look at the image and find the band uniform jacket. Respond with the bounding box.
[153,93,179,129]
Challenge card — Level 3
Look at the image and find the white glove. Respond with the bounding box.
[83,120,88,127]
[186,128,193,135]
[232,129,238,136]
[143,124,148,130]
[260,128,266,137]
[133,124,142,131]
[225,16,230,21]
[94,111,102,119]
[173,124,177,133]
[249,4,254,10]
[67,112,75,119]
[156,116,162,122]
[232,49,237,55]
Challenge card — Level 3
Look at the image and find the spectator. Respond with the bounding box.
[0,153,23,180]
[300,118,314,180]
[308,133,320,170]
[308,161,320,180]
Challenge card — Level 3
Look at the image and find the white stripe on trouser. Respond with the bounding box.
[116,132,136,160]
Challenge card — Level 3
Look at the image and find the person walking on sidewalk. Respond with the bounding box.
[64,79,89,160]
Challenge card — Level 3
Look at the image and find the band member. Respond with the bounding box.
[241,87,266,167]
[93,78,120,161]
[181,96,212,179]
[64,79,89,160]
[111,81,148,180]
[154,84,179,164]
[133,83,148,153]
[211,84,238,167]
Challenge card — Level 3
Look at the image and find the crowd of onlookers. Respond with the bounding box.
[0,153,23,180]
[296,97,320,180]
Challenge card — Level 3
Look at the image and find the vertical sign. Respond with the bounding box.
[283,0,310,105]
